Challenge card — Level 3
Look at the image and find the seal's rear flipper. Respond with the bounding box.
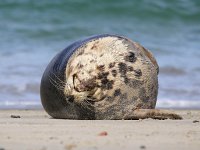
[124,109,182,120]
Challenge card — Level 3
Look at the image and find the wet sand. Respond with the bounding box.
[0,109,200,150]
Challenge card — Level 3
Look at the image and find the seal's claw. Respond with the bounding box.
[124,109,182,120]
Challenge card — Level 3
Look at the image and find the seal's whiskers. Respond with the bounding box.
[48,75,65,91]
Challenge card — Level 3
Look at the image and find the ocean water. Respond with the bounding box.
[0,0,200,109]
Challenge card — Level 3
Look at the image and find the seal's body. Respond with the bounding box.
[40,34,182,120]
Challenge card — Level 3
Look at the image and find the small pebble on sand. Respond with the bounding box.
[10,115,21,118]
[140,145,146,149]
[98,131,108,136]
[193,120,199,123]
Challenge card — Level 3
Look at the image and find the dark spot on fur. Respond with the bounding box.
[91,40,99,49]
[118,63,130,84]
[97,65,105,71]
[90,59,95,63]
[134,69,142,77]
[91,44,97,50]
[128,66,134,71]
[129,80,143,88]
[118,62,127,75]
[124,76,130,84]
[97,70,114,90]
[97,72,109,79]
[124,52,136,63]
[101,79,114,90]
[111,70,117,77]
[100,54,104,57]
[77,63,83,69]
[77,50,84,56]
[67,95,74,103]
[107,80,114,89]
[109,62,116,68]
[101,78,109,85]
[114,89,121,97]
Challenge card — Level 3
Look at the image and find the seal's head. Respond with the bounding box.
[40,34,159,119]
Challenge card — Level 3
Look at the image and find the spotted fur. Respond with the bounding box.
[62,35,159,119]
[41,35,165,120]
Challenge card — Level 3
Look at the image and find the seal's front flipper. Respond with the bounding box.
[124,109,182,120]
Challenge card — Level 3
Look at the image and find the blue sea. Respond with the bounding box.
[0,0,200,109]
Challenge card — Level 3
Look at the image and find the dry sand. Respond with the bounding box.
[0,109,200,150]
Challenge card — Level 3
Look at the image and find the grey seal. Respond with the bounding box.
[40,34,182,120]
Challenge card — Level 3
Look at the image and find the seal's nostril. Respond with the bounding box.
[67,95,74,103]
[73,73,96,92]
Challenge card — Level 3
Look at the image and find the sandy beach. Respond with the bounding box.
[0,109,199,150]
